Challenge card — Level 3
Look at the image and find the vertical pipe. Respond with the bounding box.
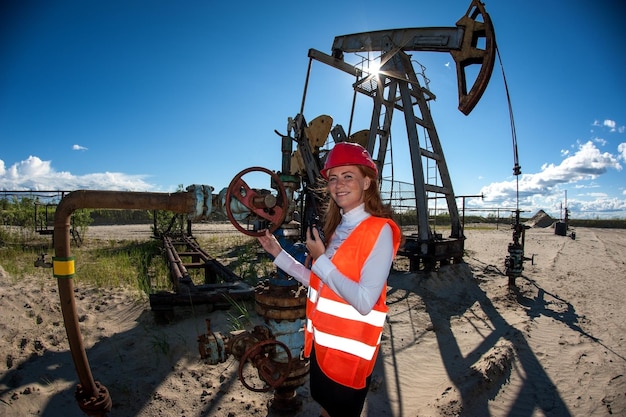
[54,190,194,415]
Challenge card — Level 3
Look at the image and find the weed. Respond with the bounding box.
[40,376,56,391]
[147,328,171,365]
[222,293,252,331]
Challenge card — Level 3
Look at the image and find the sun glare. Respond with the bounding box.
[366,60,380,76]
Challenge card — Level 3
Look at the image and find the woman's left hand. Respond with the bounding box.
[305,227,326,260]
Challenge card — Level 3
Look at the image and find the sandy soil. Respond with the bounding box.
[1,224,625,416]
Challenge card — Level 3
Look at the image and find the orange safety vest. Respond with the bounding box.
[304,216,401,389]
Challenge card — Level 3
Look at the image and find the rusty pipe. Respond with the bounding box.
[163,235,188,285]
[53,190,195,416]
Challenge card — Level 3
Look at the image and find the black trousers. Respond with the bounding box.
[309,346,372,417]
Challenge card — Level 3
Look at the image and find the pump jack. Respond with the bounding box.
[275,0,497,270]
[226,2,496,265]
[227,2,495,269]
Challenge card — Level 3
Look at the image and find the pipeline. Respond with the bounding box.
[53,189,202,416]
[150,233,254,314]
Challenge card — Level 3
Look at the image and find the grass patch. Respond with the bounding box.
[0,226,274,297]
[76,239,166,293]
[0,232,52,283]
[0,229,166,294]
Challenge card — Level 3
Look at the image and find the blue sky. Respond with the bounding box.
[2,0,625,219]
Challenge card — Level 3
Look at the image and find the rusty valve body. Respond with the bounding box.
[226,326,293,392]
[197,319,228,365]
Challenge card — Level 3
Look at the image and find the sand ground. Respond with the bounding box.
[1,224,625,416]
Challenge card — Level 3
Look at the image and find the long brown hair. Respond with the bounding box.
[320,166,396,241]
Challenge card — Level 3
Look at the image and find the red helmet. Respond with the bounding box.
[321,142,378,179]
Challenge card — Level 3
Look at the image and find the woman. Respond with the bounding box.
[257,142,402,417]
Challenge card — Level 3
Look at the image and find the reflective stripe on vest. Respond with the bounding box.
[305,296,386,360]
[310,326,380,360]
[317,297,387,328]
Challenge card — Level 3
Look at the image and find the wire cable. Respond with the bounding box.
[496,43,521,211]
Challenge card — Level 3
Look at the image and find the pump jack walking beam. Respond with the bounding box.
[329,0,495,116]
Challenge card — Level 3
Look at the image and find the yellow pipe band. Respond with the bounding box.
[53,256,76,278]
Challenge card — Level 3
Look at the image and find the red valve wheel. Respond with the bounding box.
[224,167,288,237]
[238,339,293,393]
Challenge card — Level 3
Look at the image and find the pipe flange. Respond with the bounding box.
[75,381,112,416]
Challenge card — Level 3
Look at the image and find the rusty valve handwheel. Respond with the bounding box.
[225,167,288,237]
[238,339,293,392]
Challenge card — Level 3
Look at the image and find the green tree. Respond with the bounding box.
[72,209,93,239]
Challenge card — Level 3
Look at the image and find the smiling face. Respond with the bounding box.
[326,165,372,213]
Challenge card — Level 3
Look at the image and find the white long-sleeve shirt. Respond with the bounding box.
[273,203,395,315]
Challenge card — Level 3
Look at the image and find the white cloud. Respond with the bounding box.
[0,156,155,191]
[568,197,626,215]
[618,142,626,161]
[540,140,622,179]
[72,144,88,151]
[585,192,608,198]
[593,119,625,133]
[594,137,607,146]
[471,141,623,218]
[6,156,53,180]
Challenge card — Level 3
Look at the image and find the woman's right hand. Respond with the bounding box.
[257,229,283,258]
[305,226,326,261]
